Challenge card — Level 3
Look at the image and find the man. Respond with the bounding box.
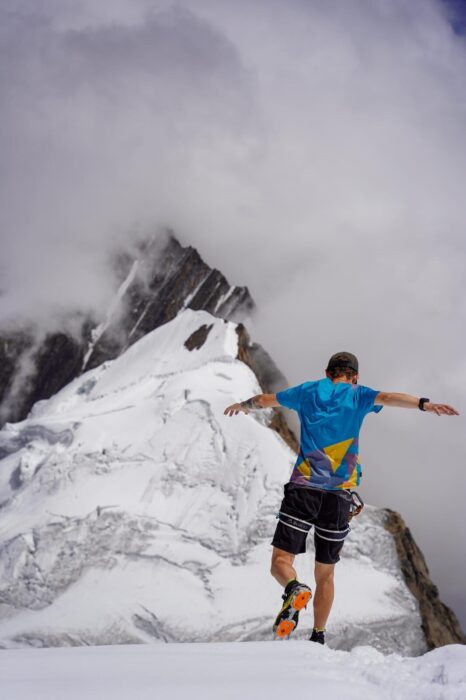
[224,351,459,644]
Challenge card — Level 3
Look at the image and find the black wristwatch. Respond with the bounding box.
[418,397,430,411]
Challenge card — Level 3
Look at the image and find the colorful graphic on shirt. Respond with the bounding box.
[276,378,382,491]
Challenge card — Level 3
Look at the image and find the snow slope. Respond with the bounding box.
[0,309,425,653]
[1,641,465,700]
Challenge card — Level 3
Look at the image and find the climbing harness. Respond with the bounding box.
[348,490,364,520]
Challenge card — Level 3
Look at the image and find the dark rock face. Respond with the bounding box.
[0,232,254,426]
[0,331,30,419]
[383,509,466,648]
[0,329,86,426]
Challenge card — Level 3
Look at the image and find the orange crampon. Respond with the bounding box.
[273,583,312,639]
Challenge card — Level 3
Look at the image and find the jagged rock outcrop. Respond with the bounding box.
[0,231,254,427]
[81,231,254,371]
[235,324,288,395]
[383,509,466,649]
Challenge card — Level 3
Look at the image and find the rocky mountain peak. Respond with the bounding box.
[0,231,254,426]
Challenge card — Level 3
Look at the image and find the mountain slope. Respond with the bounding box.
[0,310,427,654]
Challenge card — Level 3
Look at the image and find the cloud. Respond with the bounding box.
[0,0,256,322]
[1,0,466,626]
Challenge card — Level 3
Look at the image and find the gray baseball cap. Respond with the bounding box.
[326,352,359,373]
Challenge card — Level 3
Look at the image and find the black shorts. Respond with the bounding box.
[271,483,352,564]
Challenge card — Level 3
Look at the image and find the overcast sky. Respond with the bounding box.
[1,0,465,629]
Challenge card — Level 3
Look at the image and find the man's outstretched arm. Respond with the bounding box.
[224,393,279,416]
[374,392,459,416]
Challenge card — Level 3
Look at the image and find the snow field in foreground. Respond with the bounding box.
[1,640,465,700]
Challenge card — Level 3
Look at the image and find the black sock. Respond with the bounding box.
[284,578,298,595]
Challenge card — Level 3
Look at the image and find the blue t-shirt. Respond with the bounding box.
[276,378,382,491]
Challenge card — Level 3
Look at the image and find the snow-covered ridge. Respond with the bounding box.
[2,641,466,700]
[0,310,425,653]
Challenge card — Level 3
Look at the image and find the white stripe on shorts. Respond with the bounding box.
[314,525,350,535]
[279,519,310,534]
[279,511,312,527]
[314,531,348,542]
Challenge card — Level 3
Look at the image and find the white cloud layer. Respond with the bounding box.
[1,0,465,628]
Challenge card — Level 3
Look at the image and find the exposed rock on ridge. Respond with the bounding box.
[383,509,466,649]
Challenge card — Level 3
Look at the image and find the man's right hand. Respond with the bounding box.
[224,402,250,417]
[224,393,280,416]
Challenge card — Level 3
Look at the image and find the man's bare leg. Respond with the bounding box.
[313,561,335,629]
[270,547,297,587]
